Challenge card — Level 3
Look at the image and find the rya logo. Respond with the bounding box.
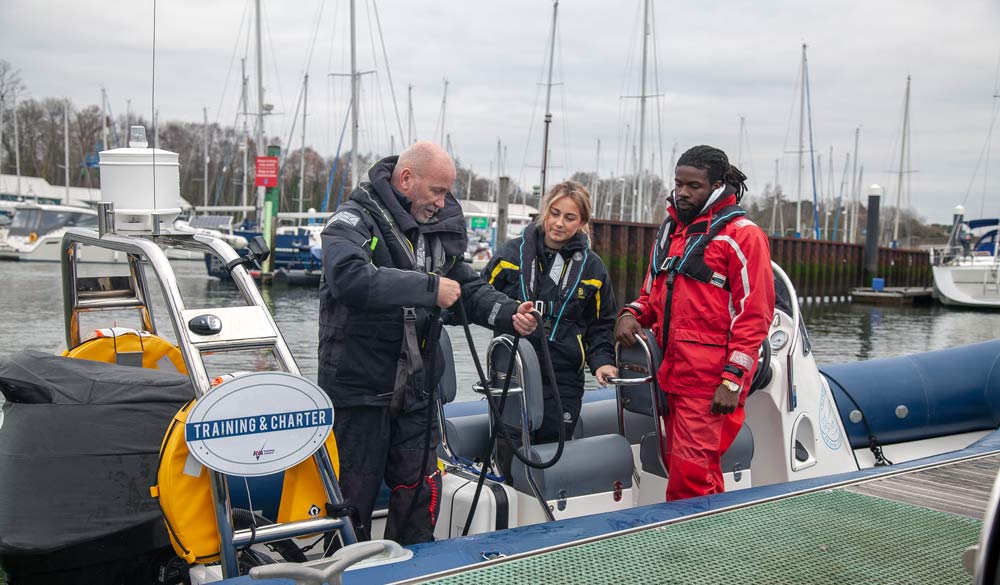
[253,448,275,460]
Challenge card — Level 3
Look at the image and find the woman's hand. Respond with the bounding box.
[595,364,618,387]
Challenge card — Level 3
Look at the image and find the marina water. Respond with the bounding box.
[2,261,1000,402]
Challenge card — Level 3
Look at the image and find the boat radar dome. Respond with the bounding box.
[99,125,181,233]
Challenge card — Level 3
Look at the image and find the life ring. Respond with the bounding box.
[63,327,187,374]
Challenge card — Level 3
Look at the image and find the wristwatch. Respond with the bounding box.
[721,379,741,393]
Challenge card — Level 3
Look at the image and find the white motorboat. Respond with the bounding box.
[0,203,124,263]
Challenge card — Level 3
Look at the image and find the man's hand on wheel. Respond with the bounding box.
[436,277,461,308]
[513,301,537,336]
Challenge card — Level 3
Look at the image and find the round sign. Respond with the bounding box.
[185,372,334,477]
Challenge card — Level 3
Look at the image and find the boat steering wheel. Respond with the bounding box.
[747,337,773,396]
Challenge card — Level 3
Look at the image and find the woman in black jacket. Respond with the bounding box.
[483,180,618,448]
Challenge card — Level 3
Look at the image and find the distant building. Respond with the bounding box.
[459,199,538,240]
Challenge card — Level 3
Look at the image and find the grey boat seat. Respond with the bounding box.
[575,398,656,444]
[638,423,755,479]
[487,336,634,500]
[511,433,634,500]
[440,414,492,463]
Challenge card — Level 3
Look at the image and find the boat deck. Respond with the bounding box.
[417,453,1000,585]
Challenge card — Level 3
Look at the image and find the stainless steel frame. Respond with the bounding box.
[485,335,555,523]
[771,262,801,412]
[59,227,356,578]
[611,332,666,479]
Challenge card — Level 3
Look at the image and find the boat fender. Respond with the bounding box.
[150,399,341,564]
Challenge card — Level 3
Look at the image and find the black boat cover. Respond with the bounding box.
[0,350,194,554]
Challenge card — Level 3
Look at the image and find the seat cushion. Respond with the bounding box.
[440,413,492,463]
[511,434,634,500]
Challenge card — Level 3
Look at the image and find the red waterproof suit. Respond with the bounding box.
[621,193,774,500]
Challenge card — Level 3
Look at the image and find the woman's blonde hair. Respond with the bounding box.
[536,180,593,235]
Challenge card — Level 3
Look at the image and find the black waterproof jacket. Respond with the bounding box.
[483,224,616,398]
[318,156,520,409]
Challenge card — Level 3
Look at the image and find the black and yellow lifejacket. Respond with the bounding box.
[149,398,341,564]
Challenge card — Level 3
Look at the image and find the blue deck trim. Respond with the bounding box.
[226,427,1000,585]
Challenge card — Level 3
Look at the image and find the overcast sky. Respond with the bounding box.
[2,0,999,224]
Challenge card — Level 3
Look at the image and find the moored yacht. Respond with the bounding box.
[932,210,1000,308]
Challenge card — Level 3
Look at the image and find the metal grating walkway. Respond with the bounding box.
[419,489,982,584]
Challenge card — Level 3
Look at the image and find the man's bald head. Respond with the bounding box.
[392,142,455,184]
[391,141,457,223]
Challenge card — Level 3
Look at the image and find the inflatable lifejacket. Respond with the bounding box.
[63,327,187,374]
[150,399,341,564]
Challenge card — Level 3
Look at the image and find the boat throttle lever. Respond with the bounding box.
[227,235,271,273]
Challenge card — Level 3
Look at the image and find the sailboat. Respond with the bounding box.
[932,207,1000,307]
[932,75,1000,307]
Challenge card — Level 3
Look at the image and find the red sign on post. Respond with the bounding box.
[255,156,279,188]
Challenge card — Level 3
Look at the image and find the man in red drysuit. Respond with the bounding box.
[616,145,774,501]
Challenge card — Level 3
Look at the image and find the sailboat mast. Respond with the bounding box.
[255,0,265,219]
[13,89,20,196]
[0,95,4,182]
[854,165,864,244]
[833,151,848,242]
[349,0,360,188]
[203,107,209,207]
[101,88,109,152]
[636,0,650,223]
[817,154,824,238]
[592,138,601,213]
[438,79,449,145]
[299,74,308,223]
[407,84,414,145]
[797,44,806,237]
[64,100,70,205]
[539,0,559,200]
[893,75,911,244]
[803,44,821,239]
[241,58,249,220]
[770,158,780,235]
[848,126,860,243]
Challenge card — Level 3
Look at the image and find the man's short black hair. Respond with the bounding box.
[676,145,749,201]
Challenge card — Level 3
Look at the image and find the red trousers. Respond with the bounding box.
[659,392,745,501]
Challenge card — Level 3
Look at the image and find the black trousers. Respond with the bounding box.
[333,404,441,545]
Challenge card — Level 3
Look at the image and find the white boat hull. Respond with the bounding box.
[932,262,1000,307]
[0,232,125,263]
